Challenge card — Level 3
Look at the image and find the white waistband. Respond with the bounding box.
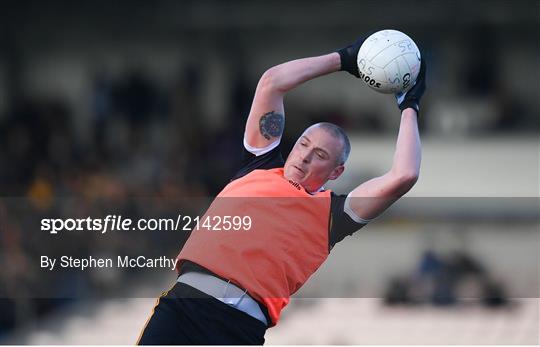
[177,271,268,326]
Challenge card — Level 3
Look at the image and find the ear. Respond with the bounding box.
[329,165,345,180]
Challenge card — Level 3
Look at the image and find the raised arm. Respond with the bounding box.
[244,53,341,149]
[347,59,427,221]
[348,108,421,220]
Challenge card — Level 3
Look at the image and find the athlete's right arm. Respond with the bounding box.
[244,53,341,149]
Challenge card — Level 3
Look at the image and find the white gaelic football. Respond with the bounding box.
[357,29,421,94]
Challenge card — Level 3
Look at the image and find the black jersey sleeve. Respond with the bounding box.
[328,192,367,251]
[231,143,285,181]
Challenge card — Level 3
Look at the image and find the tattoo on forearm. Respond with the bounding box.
[259,111,284,140]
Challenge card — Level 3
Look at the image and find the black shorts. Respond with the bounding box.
[137,282,267,345]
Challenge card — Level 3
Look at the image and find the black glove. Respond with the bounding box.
[337,35,369,78]
[396,58,427,114]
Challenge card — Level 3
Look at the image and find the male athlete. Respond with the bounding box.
[138,35,426,345]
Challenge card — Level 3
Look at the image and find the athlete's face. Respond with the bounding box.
[284,125,345,193]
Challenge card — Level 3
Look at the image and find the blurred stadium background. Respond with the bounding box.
[0,0,538,344]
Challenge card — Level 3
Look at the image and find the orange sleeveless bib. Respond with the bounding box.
[177,168,331,326]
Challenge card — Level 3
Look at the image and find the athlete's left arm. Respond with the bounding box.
[347,109,420,220]
[346,59,426,221]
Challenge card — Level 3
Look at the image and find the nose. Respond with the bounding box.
[300,148,311,163]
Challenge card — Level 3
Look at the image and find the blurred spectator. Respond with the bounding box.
[384,249,508,308]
